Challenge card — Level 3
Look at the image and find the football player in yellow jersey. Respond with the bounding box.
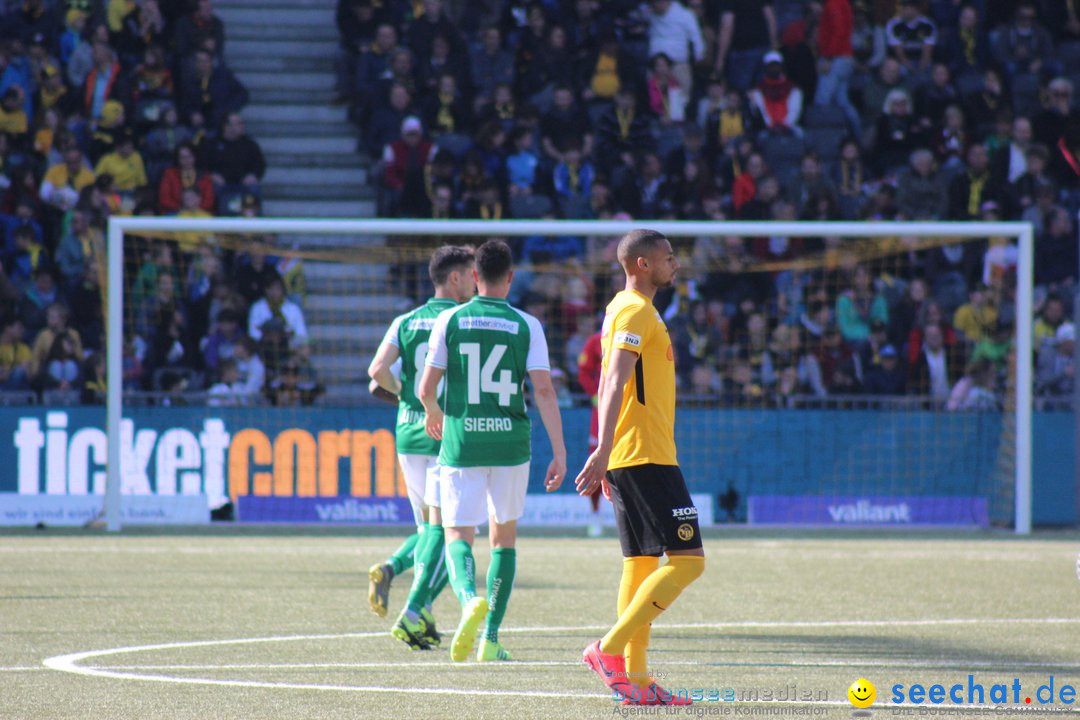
[574,229,705,706]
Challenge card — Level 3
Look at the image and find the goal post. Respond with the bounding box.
[104,218,1035,534]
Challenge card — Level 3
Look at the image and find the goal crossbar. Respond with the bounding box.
[105,218,1035,533]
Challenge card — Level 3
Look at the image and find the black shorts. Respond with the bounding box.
[606,464,702,557]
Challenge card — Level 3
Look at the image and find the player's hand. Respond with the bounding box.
[543,456,565,492]
[601,474,612,501]
[574,449,608,496]
[368,378,399,405]
[423,408,443,440]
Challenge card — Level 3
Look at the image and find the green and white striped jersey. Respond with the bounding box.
[426,295,550,467]
[383,297,458,455]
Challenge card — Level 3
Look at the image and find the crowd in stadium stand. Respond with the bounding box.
[0,0,327,406]
[0,1,1075,408]
[344,0,1077,406]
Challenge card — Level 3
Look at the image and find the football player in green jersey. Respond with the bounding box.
[367,245,476,649]
[419,239,566,662]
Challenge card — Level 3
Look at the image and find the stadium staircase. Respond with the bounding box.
[216,0,399,403]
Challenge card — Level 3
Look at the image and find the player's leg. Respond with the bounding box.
[476,461,529,661]
[369,454,427,618]
[598,467,704,702]
[585,466,705,698]
[618,554,660,690]
[393,456,444,648]
[402,458,445,645]
[442,465,490,662]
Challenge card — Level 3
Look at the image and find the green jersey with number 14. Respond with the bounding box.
[426,296,550,467]
[383,297,458,455]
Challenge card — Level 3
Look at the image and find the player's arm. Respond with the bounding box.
[419,310,451,440]
[573,346,638,497]
[528,368,567,492]
[418,365,445,440]
[367,339,401,404]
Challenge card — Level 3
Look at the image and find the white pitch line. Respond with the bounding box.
[504,617,1080,632]
[41,618,1080,705]
[94,661,582,671]
[92,660,1080,677]
[0,666,47,672]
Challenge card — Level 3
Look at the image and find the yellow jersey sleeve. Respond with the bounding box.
[609,303,654,354]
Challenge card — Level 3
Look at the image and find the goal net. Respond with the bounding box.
[91,218,1032,532]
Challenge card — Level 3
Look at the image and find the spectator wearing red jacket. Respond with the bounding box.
[814,0,857,133]
[749,51,803,136]
[158,142,215,213]
[380,116,436,217]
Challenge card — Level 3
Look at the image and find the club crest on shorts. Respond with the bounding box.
[677,523,695,541]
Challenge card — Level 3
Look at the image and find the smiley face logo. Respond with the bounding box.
[848,678,876,708]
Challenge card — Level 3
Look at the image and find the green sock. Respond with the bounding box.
[483,548,516,643]
[405,524,444,613]
[388,529,421,575]
[445,538,476,606]
[428,550,449,601]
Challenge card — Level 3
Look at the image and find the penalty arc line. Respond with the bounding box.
[41,618,1080,704]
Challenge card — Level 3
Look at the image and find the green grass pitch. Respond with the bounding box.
[4,528,1080,719]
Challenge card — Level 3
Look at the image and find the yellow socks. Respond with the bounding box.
[600,555,705,662]
[617,556,659,686]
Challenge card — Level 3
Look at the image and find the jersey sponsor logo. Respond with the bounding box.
[458,316,520,334]
[672,506,698,519]
[677,523,695,541]
[407,317,436,331]
[614,331,641,347]
[400,409,424,425]
[463,417,513,432]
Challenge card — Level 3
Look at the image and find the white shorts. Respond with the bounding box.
[398,453,441,527]
[439,462,530,528]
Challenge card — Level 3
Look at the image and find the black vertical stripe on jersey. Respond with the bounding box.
[634,355,645,405]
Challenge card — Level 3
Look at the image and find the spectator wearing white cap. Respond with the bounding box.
[379,115,436,216]
[748,51,802,137]
[642,0,704,102]
[1037,322,1075,397]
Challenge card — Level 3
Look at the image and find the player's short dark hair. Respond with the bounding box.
[475,239,513,284]
[617,228,669,267]
[428,244,474,286]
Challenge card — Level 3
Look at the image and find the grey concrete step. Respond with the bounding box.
[260,136,357,155]
[265,151,362,168]
[306,277,392,295]
[262,198,374,217]
[244,104,347,124]
[232,55,334,74]
[227,39,337,61]
[311,352,375,381]
[215,7,335,26]
[239,72,335,93]
[263,183,373,201]
[264,166,367,187]
[228,24,338,42]
[218,0,335,7]
[248,87,336,104]
[306,296,398,321]
[246,119,356,137]
[218,0,333,7]
[306,293,403,314]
